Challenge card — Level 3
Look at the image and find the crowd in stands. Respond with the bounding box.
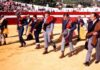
[0,0,100,12]
[0,0,35,12]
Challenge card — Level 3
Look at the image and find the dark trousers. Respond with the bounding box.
[34,30,40,43]
[18,26,26,45]
[77,24,80,39]
[0,28,6,43]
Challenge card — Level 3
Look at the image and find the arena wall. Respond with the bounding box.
[0,12,100,24]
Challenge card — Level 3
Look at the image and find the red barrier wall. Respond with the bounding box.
[0,12,100,25]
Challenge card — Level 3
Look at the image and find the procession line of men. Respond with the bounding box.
[0,11,100,66]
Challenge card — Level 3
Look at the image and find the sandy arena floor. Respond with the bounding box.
[0,24,100,70]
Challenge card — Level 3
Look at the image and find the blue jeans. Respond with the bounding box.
[85,37,93,62]
[61,29,74,52]
[18,26,26,45]
[34,30,40,43]
[44,31,51,48]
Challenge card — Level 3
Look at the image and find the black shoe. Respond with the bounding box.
[19,43,25,47]
[59,52,64,59]
[23,42,26,47]
[5,34,8,38]
[0,44,2,46]
[68,53,73,57]
[95,61,100,64]
[0,42,2,46]
[43,51,48,54]
[59,55,64,58]
[84,62,90,66]
[3,42,6,45]
[77,38,80,41]
[19,45,23,47]
[53,44,56,52]
[43,48,48,54]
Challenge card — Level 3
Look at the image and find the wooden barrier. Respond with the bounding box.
[0,12,100,25]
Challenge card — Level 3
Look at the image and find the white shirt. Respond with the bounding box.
[93,19,97,25]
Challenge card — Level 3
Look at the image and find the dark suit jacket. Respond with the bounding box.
[34,19,43,32]
[86,19,100,47]
[62,19,68,32]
